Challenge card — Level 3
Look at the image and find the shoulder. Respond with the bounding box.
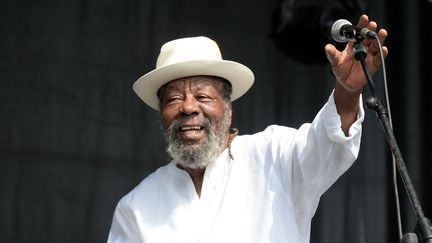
[235,125,301,145]
[230,125,302,160]
[118,163,175,209]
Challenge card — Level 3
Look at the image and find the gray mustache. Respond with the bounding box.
[168,116,212,138]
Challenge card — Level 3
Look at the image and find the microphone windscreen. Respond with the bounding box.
[331,19,352,43]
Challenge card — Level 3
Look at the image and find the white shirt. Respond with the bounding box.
[108,93,364,243]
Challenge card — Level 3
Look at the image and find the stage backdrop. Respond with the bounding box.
[1,0,430,242]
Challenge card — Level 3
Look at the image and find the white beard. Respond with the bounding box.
[163,107,231,169]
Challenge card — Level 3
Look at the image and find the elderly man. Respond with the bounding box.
[108,14,388,243]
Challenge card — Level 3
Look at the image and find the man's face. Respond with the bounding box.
[159,76,232,169]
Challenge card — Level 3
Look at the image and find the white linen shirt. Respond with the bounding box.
[108,93,364,243]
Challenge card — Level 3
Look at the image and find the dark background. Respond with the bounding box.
[1,0,431,242]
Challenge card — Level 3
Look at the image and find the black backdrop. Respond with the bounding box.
[1,0,431,242]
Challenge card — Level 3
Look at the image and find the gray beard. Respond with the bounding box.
[163,108,230,170]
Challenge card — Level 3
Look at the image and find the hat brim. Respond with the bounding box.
[133,60,255,110]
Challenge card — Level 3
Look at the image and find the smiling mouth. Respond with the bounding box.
[179,125,204,132]
[176,125,206,143]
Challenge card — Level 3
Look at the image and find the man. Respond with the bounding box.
[108,14,388,243]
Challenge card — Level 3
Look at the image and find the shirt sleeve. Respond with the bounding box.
[269,90,364,219]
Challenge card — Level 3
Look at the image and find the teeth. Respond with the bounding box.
[180,125,202,131]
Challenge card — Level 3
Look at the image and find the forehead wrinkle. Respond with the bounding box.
[165,76,220,94]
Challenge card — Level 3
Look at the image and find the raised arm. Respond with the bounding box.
[325,14,388,135]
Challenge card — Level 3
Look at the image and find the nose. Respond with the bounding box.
[179,96,200,116]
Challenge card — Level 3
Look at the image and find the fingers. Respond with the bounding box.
[361,20,378,47]
[356,14,369,28]
[368,28,388,55]
[324,44,339,67]
[356,14,388,57]
[356,14,379,33]
[372,46,389,67]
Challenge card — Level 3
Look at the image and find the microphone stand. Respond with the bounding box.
[352,38,432,243]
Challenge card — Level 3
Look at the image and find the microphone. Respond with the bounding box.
[331,19,377,43]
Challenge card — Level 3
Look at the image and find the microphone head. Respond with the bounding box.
[331,19,352,43]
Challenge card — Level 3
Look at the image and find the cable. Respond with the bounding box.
[353,33,403,240]
[372,34,403,240]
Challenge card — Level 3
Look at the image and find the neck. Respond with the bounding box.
[177,130,237,198]
[177,165,205,197]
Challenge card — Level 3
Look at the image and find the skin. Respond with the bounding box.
[159,14,388,195]
[160,76,232,196]
[325,14,388,135]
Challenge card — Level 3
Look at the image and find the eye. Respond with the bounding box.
[165,96,183,105]
[197,94,212,102]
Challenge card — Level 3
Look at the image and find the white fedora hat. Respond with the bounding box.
[132,36,255,110]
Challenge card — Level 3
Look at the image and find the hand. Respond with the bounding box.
[325,14,389,94]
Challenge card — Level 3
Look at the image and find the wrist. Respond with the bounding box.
[335,80,363,96]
